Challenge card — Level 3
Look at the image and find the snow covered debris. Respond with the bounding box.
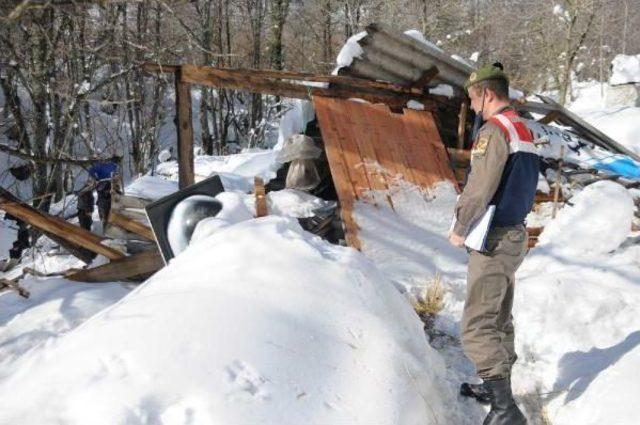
[0,217,453,425]
[125,175,178,200]
[155,150,281,192]
[266,189,333,218]
[610,54,640,85]
[537,181,634,255]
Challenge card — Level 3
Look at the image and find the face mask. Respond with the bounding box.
[470,89,487,142]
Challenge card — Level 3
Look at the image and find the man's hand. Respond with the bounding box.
[448,232,465,248]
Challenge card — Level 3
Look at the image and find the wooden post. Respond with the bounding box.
[254,177,268,218]
[175,66,195,189]
[457,101,468,149]
[552,146,565,219]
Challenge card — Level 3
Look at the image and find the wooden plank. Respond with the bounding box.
[175,67,195,189]
[415,110,459,189]
[108,211,156,241]
[0,196,125,260]
[254,177,268,218]
[343,101,389,198]
[66,250,164,283]
[370,104,420,187]
[321,99,371,201]
[0,187,96,263]
[111,193,151,209]
[313,97,361,249]
[179,64,442,110]
[398,110,443,188]
[174,64,429,95]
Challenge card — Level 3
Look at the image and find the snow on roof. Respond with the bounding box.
[0,217,452,424]
[335,31,367,69]
[610,54,640,86]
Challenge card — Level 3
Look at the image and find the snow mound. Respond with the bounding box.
[515,243,640,425]
[610,54,640,86]
[537,181,634,255]
[125,175,179,201]
[0,277,130,380]
[155,150,281,192]
[266,189,332,218]
[0,217,451,425]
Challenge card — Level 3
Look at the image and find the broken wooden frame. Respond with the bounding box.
[141,63,445,189]
[0,186,166,283]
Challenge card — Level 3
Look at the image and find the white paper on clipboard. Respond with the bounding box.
[450,204,496,251]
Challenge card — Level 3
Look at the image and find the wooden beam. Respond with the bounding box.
[0,196,125,260]
[108,211,155,241]
[0,187,96,263]
[178,64,442,110]
[175,66,195,189]
[146,63,436,97]
[66,250,164,283]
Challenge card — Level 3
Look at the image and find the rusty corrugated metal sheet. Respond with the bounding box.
[313,96,459,249]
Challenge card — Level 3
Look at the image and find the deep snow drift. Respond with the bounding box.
[0,217,456,425]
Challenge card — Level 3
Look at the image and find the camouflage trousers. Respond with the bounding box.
[461,224,528,379]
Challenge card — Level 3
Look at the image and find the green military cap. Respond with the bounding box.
[464,62,509,93]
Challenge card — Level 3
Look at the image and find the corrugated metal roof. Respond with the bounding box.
[337,23,473,93]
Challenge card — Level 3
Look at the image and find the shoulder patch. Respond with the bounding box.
[472,137,489,157]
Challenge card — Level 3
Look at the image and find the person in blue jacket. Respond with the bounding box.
[77,156,120,232]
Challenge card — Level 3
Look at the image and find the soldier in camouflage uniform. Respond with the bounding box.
[449,64,539,425]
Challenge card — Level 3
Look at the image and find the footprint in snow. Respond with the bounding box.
[224,360,271,402]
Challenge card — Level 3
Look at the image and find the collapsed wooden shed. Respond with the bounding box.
[3,24,639,289]
[143,24,640,250]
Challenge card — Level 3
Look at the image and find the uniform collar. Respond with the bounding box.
[492,104,514,116]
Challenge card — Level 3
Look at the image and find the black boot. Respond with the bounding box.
[482,378,527,425]
[460,381,492,404]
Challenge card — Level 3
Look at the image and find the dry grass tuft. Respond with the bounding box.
[412,273,445,317]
